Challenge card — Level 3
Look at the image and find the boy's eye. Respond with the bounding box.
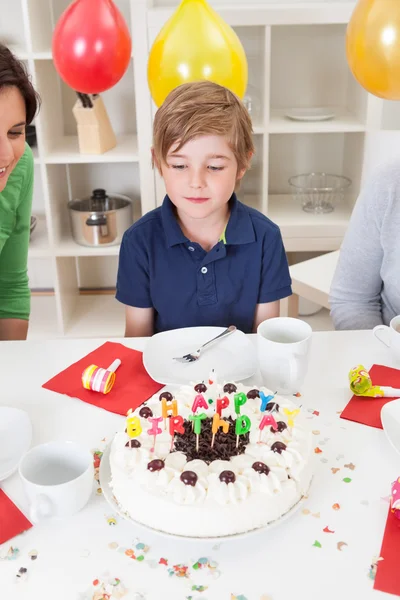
[208,166,225,171]
[170,164,186,170]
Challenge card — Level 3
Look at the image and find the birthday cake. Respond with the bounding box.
[109,379,313,537]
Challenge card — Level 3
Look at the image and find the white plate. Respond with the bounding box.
[143,326,257,385]
[381,399,400,456]
[0,407,32,481]
[99,440,310,541]
[285,107,335,122]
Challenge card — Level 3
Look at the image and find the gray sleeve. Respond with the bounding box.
[329,166,390,330]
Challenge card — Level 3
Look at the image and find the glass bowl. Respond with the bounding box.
[288,173,352,214]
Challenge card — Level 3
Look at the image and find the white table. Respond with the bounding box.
[282,250,339,317]
[1,331,399,600]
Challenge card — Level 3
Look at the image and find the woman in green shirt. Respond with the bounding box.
[0,44,40,340]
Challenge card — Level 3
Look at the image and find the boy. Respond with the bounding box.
[116,81,292,337]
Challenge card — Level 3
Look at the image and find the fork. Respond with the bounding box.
[173,325,237,363]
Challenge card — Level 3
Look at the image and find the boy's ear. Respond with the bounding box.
[237,151,253,180]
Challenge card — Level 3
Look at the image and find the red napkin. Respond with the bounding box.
[42,341,163,416]
[374,508,400,596]
[341,364,400,429]
[0,490,32,544]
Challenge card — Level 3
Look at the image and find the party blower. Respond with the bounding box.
[349,365,400,398]
[82,359,121,394]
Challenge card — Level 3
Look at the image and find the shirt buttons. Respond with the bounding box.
[188,246,195,252]
[201,267,208,274]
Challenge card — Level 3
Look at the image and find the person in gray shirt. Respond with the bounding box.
[330,161,400,330]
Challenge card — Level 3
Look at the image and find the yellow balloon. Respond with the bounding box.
[347,0,400,100]
[147,0,248,107]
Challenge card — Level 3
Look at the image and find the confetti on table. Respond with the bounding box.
[332,503,341,511]
[313,410,320,416]
[331,468,340,474]
[312,540,322,548]
[294,392,301,397]
[314,447,323,454]
[312,430,320,435]
[168,564,189,578]
[108,542,119,550]
[106,516,118,526]
[191,585,208,592]
[28,549,38,561]
[302,508,310,515]
[231,595,249,600]
[368,556,384,580]
[344,463,356,470]
[16,566,28,582]
[312,512,320,518]
[343,477,352,483]
[212,543,221,551]
[0,546,20,561]
[159,558,168,566]
[337,542,348,552]
[336,454,344,461]
[323,526,335,534]
[81,575,128,600]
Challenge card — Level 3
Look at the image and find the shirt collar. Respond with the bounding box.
[161,193,255,248]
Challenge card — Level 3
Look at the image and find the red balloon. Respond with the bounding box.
[52,0,132,94]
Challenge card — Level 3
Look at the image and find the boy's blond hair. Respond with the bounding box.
[152,81,254,174]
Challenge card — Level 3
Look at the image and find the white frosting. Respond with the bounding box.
[110,380,313,537]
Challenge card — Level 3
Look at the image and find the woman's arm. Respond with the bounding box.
[329,165,392,330]
[0,145,33,340]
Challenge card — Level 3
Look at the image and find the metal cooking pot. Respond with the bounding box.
[68,188,133,247]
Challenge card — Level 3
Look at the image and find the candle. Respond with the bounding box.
[191,393,208,413]
[147,416,163,451]
[161,397,178,429]
[211,412,229,448]
[235,414,251,448]
[283,407,300,428]
[259,391,275,412]
[126,414,142,438]
[189,412,207,452]
[169,415,185,450]
[234,392,247,415]
[208,368,216,386]
[216,396,229,416]
[258,413,278,443]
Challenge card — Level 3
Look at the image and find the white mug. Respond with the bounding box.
[257,317,312,394]
[373,315,400,363]
[19,441,94,523]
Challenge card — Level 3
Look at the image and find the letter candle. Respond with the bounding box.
[189,413,207,452]
[235,415,251,448]
[211,412,230,448]
[147,416,163,452]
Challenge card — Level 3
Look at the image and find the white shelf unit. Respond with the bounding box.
[2,1,395,338]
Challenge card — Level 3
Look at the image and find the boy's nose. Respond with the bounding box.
[189,171,206,188]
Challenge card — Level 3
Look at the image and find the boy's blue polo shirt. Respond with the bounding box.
[116,194,292,334]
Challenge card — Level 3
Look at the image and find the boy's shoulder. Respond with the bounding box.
[123,206,163,242]
[237,199,281,236]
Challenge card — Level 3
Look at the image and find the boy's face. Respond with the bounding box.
[159,135,246,221]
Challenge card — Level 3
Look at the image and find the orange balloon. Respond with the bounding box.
[147,0,248,107]
[347,0,400,100]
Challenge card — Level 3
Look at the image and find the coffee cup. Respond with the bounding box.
[373,316,400,363]
[257,317,312,394]
[18,441,94,523]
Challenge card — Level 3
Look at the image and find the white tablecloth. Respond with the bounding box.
[0,331,398,600]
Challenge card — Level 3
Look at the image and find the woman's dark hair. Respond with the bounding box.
[0,44,41,124]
